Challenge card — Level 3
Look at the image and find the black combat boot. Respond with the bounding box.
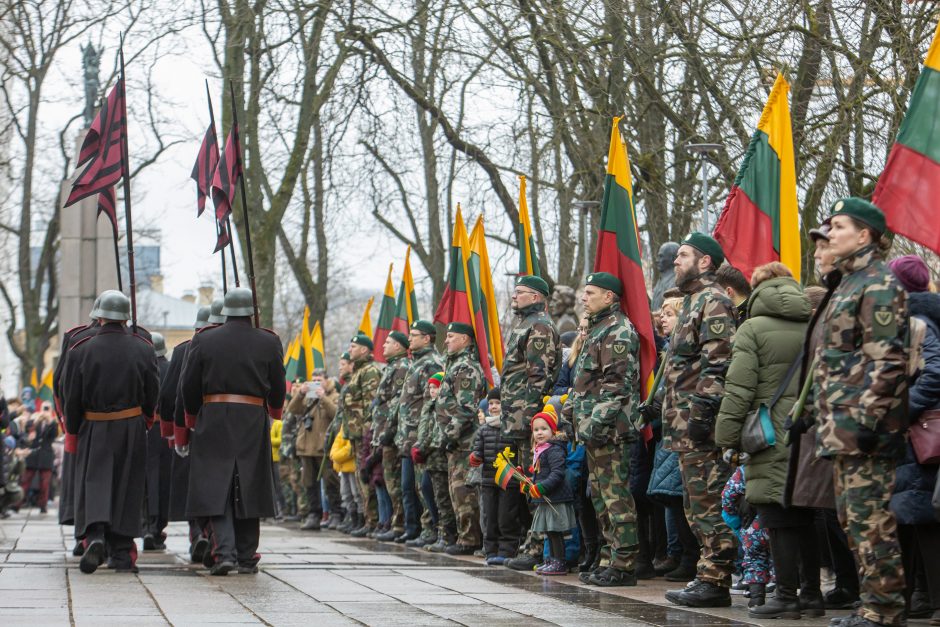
[666,579,732,608]
[747,583,766,609]
[588,567,637,587]
[505,553,541,571]
[578,541,599,573]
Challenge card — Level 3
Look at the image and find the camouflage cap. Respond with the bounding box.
[516,275,549,296]
[809,224,831,242]
[447,322,474,337]
[411,320,435,335]
[585,271,622,296]
[681,232,725,267]
[388,330,409,349]
[826,197,886,235]
[350,333,373,350]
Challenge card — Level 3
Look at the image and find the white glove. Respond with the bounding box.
[174,444,190,458]
[722,448,750,465]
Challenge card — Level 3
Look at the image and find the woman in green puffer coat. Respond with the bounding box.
[715,262,816,619]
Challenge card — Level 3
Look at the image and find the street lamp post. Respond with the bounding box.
[685,143,723,233]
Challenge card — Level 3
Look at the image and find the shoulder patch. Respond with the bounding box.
[708,319,727,336]
[872,304,897,339]
[611,339,630,357]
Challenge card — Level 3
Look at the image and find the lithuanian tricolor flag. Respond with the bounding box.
[310,320,325,370]
[714,73,801,281]
[358,297,374,338]
[300,306,315,377]
[469,216,504,373]
[873,19,940,256]
[284,334,302,382]
[594,117,657,405]
[37,369,53,409]
[394,246,418,333]
[433,204,494,386]
[517,175,540,277]
[372,264,397,363]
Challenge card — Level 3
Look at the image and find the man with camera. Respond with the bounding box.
[287,369,340,531]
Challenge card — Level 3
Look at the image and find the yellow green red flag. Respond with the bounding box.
[469,216,504,373]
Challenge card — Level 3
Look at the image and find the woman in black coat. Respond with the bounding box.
[18,404,58,513]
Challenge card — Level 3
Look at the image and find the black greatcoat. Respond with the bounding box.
[53,321,100,526]
[162,339,192,521]
[179,318,286,519]
[63,323,160,538]
[145,356,172,522]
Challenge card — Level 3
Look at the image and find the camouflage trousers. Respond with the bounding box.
[427,452,456,541]
[678,449,735,586]
[833,455,905,625]
[447,449,482,547]
[383,445,404,533]
[586,441,638,571]
[279,458,307,516]
[351,442,378,527]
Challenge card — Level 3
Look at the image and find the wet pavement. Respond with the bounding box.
[0,507,927,626]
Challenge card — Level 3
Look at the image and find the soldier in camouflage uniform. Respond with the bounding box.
[372,331,412,541]
[395,320,444,543]
[562,272,641,587]
[814,199,907,627]
[662,233,738,609]
[500,275,562,570]
[342,334,382,535]
[279,388,306,520]
[436,322,487,554]
[414,372,456,550]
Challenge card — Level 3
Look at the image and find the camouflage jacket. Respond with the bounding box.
[341,356,381,441]
[435,346,487,450]
[662,272,737,453]
[417,396,448,471]
[561,303,641,446]
[500,302,562,439]
[814,246,909,458]
[393,346,444,453]
[371,352,411,448]
[280,408,300,459]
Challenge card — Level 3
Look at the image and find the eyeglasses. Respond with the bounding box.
[512,288,538,297]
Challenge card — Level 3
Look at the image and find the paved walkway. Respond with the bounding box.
[0,507,917,627]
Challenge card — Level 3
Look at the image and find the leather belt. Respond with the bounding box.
[85,407,142,421]
[203,394,264,406]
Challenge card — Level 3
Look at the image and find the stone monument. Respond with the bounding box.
[550,284,579,334]
[57,43,119,338]
[651,241,679,311]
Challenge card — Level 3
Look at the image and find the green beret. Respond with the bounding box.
[585,271,622,296]
[826,197,886,235]
[350,334,373,350]
[681,232,725,267]
[447,322,474,337]
[411,320,435,335]
[388,330,409,349]
[340,351,351,361]
[515,275,549,296]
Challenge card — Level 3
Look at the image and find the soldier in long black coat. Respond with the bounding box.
[143,333,172,551]
[63,291,160,574]
[160,306,211,562]
[53,306,100,557]
[177,288,285,576]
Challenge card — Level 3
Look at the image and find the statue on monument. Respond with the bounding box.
[651,241,679,311]
[549,284,579,334]
[80,42,101,127]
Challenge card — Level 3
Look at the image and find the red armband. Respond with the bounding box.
[64,433,78,454]
[184,411,197,429]
[160,419,174,438]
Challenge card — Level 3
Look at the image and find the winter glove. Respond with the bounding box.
[688,416,713,444]
[468,452,483,467]
[527,483,544,499]
[722,448,750,466]
[856,425,878,454]
[359,468,370,484]
[410,447,425,465]
[379,430,395,447]
[721,509,742,531]
[690,394,720,421]
[174,444,190,458]
[784,416,809,445]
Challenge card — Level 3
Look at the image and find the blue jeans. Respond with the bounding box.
[665,502,682,557]
[400,457,423,536]
[420,468,438,526]
[376,485,391,525]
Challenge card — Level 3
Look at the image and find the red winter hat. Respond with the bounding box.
[889,255,930,293]
[531,411,558,433]
[428,372,444,388]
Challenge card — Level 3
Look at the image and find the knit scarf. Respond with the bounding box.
[532,441,551,468]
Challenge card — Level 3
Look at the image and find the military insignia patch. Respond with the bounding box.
[709,320,726,336]
[461,378,471,389]
[873,305,897,338]
[612,341,628,356]
[533,339,545,351]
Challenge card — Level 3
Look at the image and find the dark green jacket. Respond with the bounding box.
[715,276,811,505]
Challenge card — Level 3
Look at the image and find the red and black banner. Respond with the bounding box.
[97,186,119,236]
[66,79,127,207]
[191,123,219,217]
[211,123,243,223]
